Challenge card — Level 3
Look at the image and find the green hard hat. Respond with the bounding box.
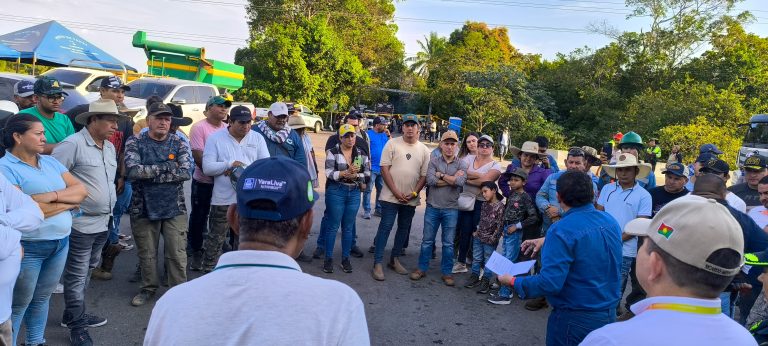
[619,131,644,149]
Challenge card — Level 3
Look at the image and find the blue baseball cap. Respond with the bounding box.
[14,80,34,97]
[100,75,131,91]
[237,156,318,221]
[699,143,723,155]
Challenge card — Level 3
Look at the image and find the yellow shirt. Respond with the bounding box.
[379,137,430,206]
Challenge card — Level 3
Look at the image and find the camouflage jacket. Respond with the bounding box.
[125,131,191,220]
[503,191,539,228]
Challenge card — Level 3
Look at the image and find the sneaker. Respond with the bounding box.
[524,297,549,311]
[373,210,382,217]
[61,314,107,328]
[70,328,93,346]
[323,258,334,273]
[368,245,375,253]
[312,247,324,259]
[350,246,364,258]
[488,294,512,305]
[131,290,155,307]
[189,250,203,271]
[53,283,64,294]
[362,211,371,219]
[464,274,481,288]
[296,251,313,263]
[452,262,468,274]
[477,278,491,294]
[341,258,353,273]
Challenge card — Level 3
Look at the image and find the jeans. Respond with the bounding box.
[364,172,383,214]
[12,237,69,346]
[315,210,358,252]
[618,256,634,311]
[546,308,616,346]
[131,215,188,292]
[324,182,361,260]
[187,180,213,252]
[202,205,231,271]
[417,206,458,275]
[108,181,132,244]
[499,228,522,298]
[62,229,108,329]
[471,238,496,279]
[457,200,482,264]
[374,201,416,264]
[720,291,734,317]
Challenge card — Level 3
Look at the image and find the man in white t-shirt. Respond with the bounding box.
[371,114,430,281]
[144,157,369,345]
[581,195,756,346]
[200,106,270,272]
[748,176,768,232]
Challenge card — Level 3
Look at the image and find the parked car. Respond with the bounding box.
[285,102,323,133]
[0,72,88,113]
[255,107,269,121]
[125,77,220,135]
[41,67,117,97]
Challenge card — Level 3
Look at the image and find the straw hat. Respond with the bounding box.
[510,141,544,158]
[601,153,651,180]
[75,99,128,125]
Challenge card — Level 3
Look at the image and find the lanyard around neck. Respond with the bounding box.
[644,302,721,315]
[213,263,299,272]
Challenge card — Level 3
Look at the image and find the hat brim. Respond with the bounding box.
[15,92,34,98]
[745,251,768,266]
[585,155,602,166]
[148,110,174,118]
[661,170,687,178]
[119,108,141,117]
[172,117,193,127]
[74,111,129,126]
[624,217,653,236]
[744,166,767,171]
[510,147,543,158]
[602,162,652,180]
[38,90,69,96]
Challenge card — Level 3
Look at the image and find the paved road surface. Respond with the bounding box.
[34,131,548,345]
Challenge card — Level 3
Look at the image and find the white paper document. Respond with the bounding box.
[484,252,536,276]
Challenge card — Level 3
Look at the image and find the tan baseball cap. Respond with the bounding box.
[440,130,458,142]
[624,195,744,276]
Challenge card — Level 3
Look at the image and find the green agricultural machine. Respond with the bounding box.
[131,31,244,91]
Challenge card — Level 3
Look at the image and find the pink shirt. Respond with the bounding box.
[190,119,226,183]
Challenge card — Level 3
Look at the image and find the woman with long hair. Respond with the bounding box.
[0,114,87,346]
[458,132,480,160]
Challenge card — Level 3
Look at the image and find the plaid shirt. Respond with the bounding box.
[325,144,371,186]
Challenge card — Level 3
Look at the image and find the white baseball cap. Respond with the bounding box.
[624,195,744,276]
[269,102,289,116]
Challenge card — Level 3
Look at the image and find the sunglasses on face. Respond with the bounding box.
[478,142,493,148]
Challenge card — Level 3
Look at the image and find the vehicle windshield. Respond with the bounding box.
[743,123,768,149]
[43,70,90,87]
[125,81,174,100]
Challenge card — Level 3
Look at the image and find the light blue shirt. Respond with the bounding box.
[536,170,598,219]
[597,182,652,258]
[0,152,71,240]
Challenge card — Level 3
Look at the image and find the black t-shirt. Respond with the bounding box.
[649,186,689,216]
[729,183,761,207]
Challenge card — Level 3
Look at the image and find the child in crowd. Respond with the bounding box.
[488,168,539,305]
[464,181,505,294]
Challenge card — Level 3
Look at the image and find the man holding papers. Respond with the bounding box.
[498,171,622,346]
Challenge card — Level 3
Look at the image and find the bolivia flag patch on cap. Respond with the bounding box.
[658,222,674,239]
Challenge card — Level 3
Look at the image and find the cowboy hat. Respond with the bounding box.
[287,115,310,130]
[510,141,544,158]
[75,99,128,126]
[582,146,602,166]
[167,103,193,127]
[601,153,651,180]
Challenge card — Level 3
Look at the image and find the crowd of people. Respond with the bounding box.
[0,73,767,345]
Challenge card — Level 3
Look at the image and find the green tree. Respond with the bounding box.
[406,32,446,79]
[658,116,742,165]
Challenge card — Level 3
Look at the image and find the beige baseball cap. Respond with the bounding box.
[624,195,744,276]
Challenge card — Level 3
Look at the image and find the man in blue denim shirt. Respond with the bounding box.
[500,171,622,346]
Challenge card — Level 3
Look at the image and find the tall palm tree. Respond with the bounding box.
[406,32,446,79]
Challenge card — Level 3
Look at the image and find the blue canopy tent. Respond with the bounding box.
[0,42,19,59]
[0,21,136,72]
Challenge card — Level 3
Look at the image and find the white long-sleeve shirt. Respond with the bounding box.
[0,173,44,322]
[202,128,270,206]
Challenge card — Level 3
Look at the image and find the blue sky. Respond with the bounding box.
[0,0,765,72]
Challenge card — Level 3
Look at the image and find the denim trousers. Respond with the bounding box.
[108,181,132,244]
[131,215,188,292]
[499,229,522,298]
[374,201,416,264]
[324,182,361,260]
[417,205,458,275]
[12,237,69,346]
[62,229,108,329]
[362,172,383,214]
[617,256,634,311]
[187,180,213,252]
[315,207,358,252]
[471,238,497,279]
[546,308,616,346]
[457,200,482,264]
